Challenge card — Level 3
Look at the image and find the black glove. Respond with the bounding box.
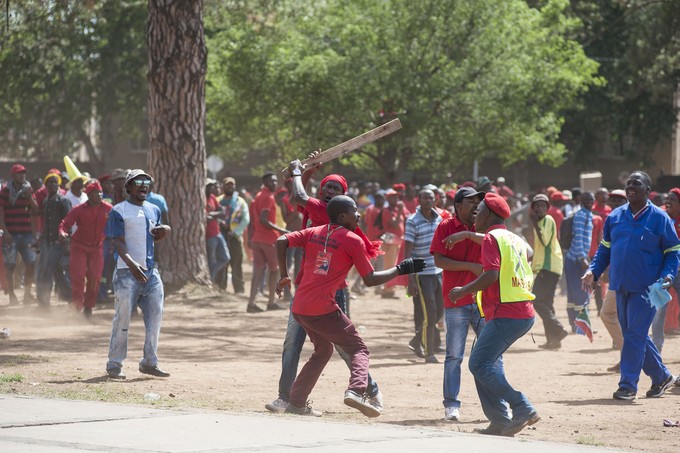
[396,258,426,275]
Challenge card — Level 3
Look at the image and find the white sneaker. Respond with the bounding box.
[344,390,382,417]
[369,390,384,413]
[265,398,288,413]
[444,406,460,421]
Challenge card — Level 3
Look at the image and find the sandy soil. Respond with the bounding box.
[1,271,680,453]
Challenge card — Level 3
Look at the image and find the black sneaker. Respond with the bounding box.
[500,411,540,437]
[246,303,264,313]
[408,337,425,358]
[139,364,170,378]
[646,374,675,398]
[613,387,636,400]
[285,401,322,417]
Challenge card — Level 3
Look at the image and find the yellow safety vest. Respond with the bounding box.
[475,228,535,317]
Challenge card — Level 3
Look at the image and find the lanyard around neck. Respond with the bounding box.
[324,225,343,253]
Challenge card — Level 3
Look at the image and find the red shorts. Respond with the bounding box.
[251,241,278,270]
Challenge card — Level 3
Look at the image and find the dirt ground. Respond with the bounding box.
[1,269,680,453]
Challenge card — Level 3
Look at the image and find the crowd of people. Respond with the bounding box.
[3,160,680,436]
[0,162,172,379]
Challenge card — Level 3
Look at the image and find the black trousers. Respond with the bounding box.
[532,270,568,342]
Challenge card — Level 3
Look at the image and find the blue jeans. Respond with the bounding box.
[207,234,230,283]
[443,303,488,409]
[36,242,69,306]
[277,288,379,401]
[106,268,165,372]
[2,232,37,267]
[469,317,535,427]
[617,291,670,392]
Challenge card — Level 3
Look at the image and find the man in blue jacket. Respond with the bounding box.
[582,171,679,400]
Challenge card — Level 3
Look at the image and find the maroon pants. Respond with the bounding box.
[69,243,104,310]
[290,310,370,408]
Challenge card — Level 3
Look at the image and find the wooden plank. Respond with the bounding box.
[281,118,402,178]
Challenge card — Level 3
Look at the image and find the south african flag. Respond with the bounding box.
[575,306,593,343]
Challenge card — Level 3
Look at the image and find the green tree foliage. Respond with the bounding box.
[0,0,147,162]
[563,0,680,166]
[206,0,600,182]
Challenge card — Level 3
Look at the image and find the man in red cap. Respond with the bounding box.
[448,193,538,436]
[0,164,39,305]
[59,180,113,318]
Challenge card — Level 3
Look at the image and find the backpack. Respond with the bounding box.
[559,213,575,251]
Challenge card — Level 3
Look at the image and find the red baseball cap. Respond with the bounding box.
[84,180,102,195]
[483,193,511,219]
[11,164,26,174]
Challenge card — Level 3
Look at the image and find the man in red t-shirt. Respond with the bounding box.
[247,172,289,313]
[380,189,410,297]
[205,179,230,285]
[593,188,612,220]
[274,195,425,417]
[430,186,484,421]
[448,193,538,437]
[548,192,565,236]
[265,159,385,416]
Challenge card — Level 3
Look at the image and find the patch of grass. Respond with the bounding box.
[0,354,47,366]
[0,373,24,383]
[576,435,605,447]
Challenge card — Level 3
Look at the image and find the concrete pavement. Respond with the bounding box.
[0,395,623,452]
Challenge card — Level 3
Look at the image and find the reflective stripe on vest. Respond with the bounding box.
[489,228,535,303]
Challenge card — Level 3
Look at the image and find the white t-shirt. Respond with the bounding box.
[106,201,161,271]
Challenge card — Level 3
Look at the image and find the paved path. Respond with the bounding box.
[0,395,623,452]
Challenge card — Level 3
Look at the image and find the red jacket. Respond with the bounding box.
[59,201,113,250]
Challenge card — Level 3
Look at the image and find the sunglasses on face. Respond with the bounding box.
[130,179,152,187]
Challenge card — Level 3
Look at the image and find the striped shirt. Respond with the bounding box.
[0,185,36,234]
[404,207,442,275]
[567,208,593,261]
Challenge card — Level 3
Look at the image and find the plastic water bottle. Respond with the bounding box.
[144,393,160,402]
[0,328,11,339]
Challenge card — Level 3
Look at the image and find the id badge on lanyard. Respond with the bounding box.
[313,225,343,275]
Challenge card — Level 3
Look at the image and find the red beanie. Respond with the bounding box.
[320,174,348,193]
[392,183,406,191]
[484,193,511,219]
[669,188,680,201]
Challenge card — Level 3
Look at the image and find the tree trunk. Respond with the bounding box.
[147,0,210,288]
